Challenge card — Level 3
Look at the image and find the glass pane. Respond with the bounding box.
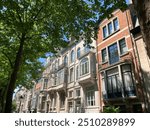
[103,26,107,38]
[108,43,119,64]
[119,38,127,54]
[113,18,119,31]
[108,22,113,35]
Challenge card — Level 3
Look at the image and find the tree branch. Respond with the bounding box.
[1,51,14,69]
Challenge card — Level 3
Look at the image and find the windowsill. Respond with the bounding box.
[79,72,90,78]
[120,52,129,57]
[101,61,108,65]
[103,29,120,41]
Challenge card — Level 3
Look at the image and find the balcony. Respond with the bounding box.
[50,62,68,74]
[47,68,68,91]
[78,73,96,86]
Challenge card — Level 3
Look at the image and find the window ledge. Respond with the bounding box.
[103,29,120,41]
[101,61,108,65]
[120,52,129,57]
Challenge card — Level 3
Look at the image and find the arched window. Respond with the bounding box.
[71,50,75,63]
[77,47,80,59]
[64,55,68,65]
[80,58,89,76]
[76,65,79,80]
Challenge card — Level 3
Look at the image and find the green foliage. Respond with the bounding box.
[0,0,127,112]
[103,106,120,113]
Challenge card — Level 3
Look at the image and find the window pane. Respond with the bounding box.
[108,43,119,64]
[102,48,107,62]
[64,55,68,65]
[77,48,80,58]
[113,18,119,31]
[119,38,127,54]
[80,58,89,76]
[71,50,75,63]
[108,22,113,35]
[103,26,107,38]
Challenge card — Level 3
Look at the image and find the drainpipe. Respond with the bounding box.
[96,39,103,112]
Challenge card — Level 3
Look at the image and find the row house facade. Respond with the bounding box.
[17,3,150,113]
[96,7,148,112]
[38,39,100,113]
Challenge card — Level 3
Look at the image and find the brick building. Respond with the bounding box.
[96,8,146,112]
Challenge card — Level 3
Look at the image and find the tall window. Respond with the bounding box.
[106,68,122,98]
[121,64,135,96]
[80,58,89,76]
[76,66,79,80]
[119,38,127,54]
[71,50,75,63]
[108,22,113,35]
[77,47,80,59]
[101,48,107,63]
[70,68,74,82]
[76,89,80,97]
[86,87,95,106]
[64,55,68,65]
[68,101,73,113]
[113,18,119,31]
[108,43,119,64]
[43,79,48,89]
[57,70,64,85]
[41,97,46,110]
[60,92,65,108]
[103,26,107,38]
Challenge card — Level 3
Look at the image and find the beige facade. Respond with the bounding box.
[38,38,100,113]
[131,19,150,112]
[14,87,31,113]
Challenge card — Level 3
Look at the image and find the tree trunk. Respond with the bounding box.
[133,0,150,57]
[4,34,25,113]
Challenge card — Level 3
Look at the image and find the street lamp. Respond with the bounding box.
[18,95,24,113]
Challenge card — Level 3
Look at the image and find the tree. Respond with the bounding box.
[132,0,150,57]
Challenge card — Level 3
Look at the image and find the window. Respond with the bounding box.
[43,79,48,89]
[71,50,75,63]
[57,70,64,85]
[121,64,135,97]
[76,89,80,97]
[70,68,74,82]
[86,87,95,106]
[68,102,73,113]
[41,97,46,110]
[103,18,119,39]
[103,26,107,38]
[69,91,73,98]
[77,47,80,59]
[80,58,89,76]
[64,55,68,65]
[106,67,122,98]
[113,18,119,31]
[75,100,81,113]
[108,43,119,64]
[108,22,113,35]
[101,48,107,62]
[119,38,127,54]
[60,92,65,108]
[76,66,79,80]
